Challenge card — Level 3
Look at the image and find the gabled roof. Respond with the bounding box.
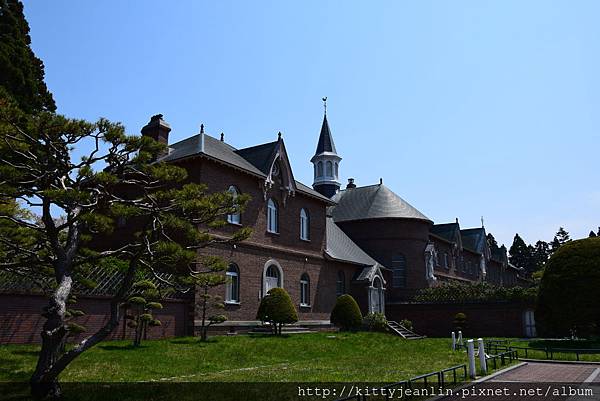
[460,227,487,254]
[431,222,461,243]
[159,133,333,203]
[330,184,431,223]
[235,141,279,174]
[314,114,337,155]
[325,217,380,267]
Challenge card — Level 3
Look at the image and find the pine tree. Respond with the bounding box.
[0,0,56,113]
[550,227,571,254]
[590,231,597,238]
[486,233,499,250]
[508,233,531,270]
[530,240,550,272]
[0,103,250,398]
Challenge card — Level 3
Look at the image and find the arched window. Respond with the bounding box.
[336,271,345,296]
[300,208,310,240]
[227,186,241,224]
[225,263,240,303]
[325,161,333,177]
[267,198,278,233]
[334,162,339,178]
[317,161,323,177]
[264,262,282,295]
[391,254,407,288]
[300,273,310,306]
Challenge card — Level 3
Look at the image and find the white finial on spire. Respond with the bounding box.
[481,216,484,228]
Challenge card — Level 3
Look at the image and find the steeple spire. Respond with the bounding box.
[311,97,342,198]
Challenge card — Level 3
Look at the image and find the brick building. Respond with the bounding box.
[0,109,531,344]
[138,109,528,334]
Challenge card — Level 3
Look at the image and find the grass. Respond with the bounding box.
[0,333,468,383]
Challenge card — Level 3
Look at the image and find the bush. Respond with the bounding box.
[330,294,363,331]
[256,288,298,335]
[453,312,467,332]
[414,281,537,303]
[537,237,600,337]
[400,319,413,332]
[363,313,388,332]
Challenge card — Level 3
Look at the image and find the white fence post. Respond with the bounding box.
[467,339,476,379]
[458,330,463,347]
[478,338,487,375]
[451,332,456,350]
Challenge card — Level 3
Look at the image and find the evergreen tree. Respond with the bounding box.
[530,240,550,272]
[0,102,250,398]
[550,227,571,254]
[486,233,499,250]
[590,231,597,238]
[508,233,531,270]
[0,0,56,113]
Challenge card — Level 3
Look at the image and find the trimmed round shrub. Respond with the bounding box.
[453,312,467,332]
[537,237,600,337]
[331,294,362,331]
[256,288,298,333]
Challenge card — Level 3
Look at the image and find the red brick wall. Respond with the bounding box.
[336,218,432,301]
[0,293,192,344]
[387,301,535,338]
[197,243,363,323]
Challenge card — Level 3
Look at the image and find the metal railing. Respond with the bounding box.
[485,349,518,371]
[335,364,467,401]
[484,341,600,362]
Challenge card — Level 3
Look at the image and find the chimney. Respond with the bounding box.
[141,114,171,146]
[346,178,356,189]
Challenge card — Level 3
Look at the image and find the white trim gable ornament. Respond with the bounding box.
[425,241,437,282]
[262,134,297,205]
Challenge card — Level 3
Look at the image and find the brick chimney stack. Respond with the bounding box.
[141,114,171,146]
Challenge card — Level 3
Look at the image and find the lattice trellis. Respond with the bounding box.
[0,267,192,300]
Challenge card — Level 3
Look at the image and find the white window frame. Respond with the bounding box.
[300,273,310,307]
[267,198,278,233]
[227,186,241,225]
[300,208,310,241]
[225,264,240,304]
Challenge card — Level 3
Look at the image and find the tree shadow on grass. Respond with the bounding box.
[98,344,149,351]
[10,349,39,356]
[170,338,219,345]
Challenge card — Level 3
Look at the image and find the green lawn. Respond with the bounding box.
[1,333,468,383]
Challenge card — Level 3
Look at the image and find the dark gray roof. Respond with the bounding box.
[314,114,337,155]
[325,217,379,266]
[460,228,486,253]
[235,141,279,174]
[431,222,461,243]
[330,184,431,223]
[160,133,332,203]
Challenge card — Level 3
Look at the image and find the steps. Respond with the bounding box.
[248,325,314,335]
[387,321,425,340]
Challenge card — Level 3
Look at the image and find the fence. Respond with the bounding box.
[335,364,467,401]
[485,342,600,362]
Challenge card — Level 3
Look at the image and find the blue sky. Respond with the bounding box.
[23,1,599,247]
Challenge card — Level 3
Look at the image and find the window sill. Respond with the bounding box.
[224,301,241,305]
[299,304,311,308]
[227,221,243,227]
[266,231,280,236]
[300,238,311,243]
